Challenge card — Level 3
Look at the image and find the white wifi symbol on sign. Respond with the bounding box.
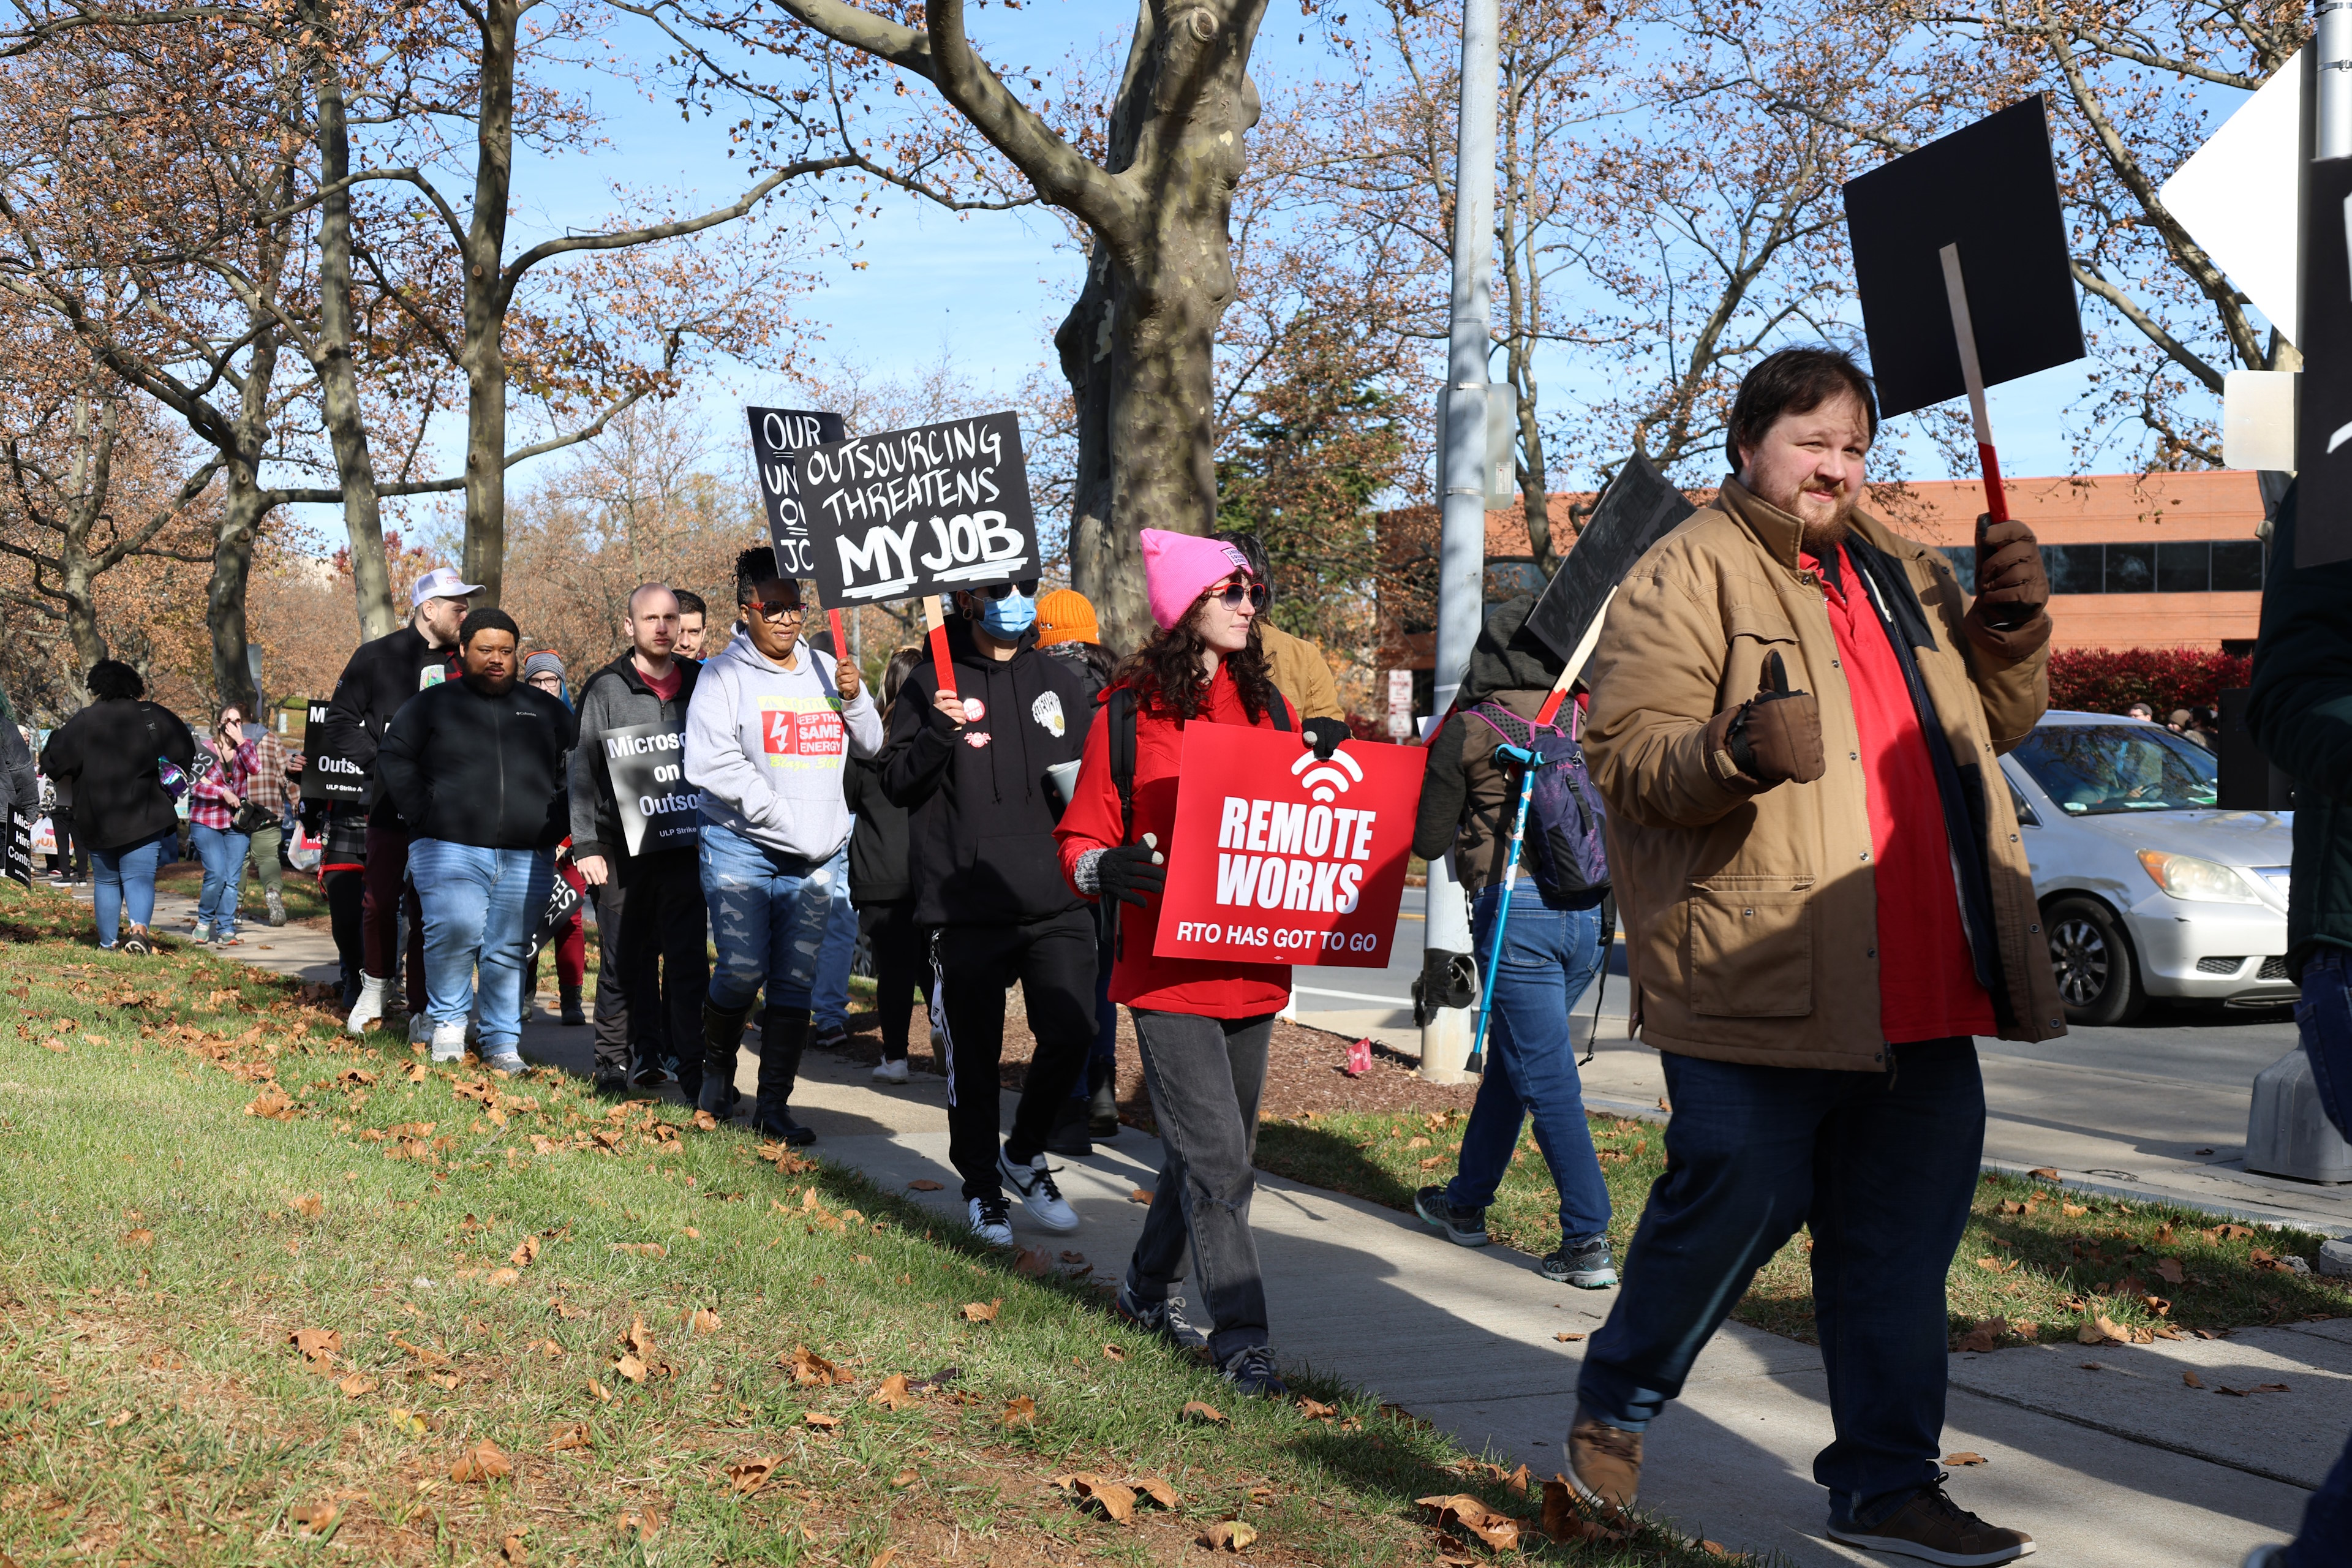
[1290,747,1364,802]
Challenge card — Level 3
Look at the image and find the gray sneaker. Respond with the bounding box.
[1414,1185,1488,1247]
[1543,1237,1618,1289]
[1112,1281,1195,1344]
[482,1050,527,1077]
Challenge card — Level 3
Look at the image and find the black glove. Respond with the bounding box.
[1300,716,1350,761]
[1094,832,1166,910]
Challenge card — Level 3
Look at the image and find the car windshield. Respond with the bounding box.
[2011,724,2218,815]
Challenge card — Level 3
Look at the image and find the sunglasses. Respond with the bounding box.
[1203,577,1268,611]
[979,580,1039,601]
[746,600,805,623]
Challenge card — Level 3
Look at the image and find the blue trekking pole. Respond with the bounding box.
[1466,742,1542,1074]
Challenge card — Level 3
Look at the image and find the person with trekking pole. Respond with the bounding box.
[1053,529,1351,1399]
[1409,595,1616,1289]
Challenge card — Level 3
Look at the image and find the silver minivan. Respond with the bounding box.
[2000,712,2295,1025]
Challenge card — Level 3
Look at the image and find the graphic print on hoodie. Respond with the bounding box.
[683,627,883,864]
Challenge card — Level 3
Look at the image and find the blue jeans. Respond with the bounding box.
[699,820,833,1014]
[190,823,252,938]
[1577,1038,1985,1526]
[810,861,856,1030]
[1447,884,1611,1243]
[89,831,167,948]
[2288,948,2352,1568]
[408,840,551,1052]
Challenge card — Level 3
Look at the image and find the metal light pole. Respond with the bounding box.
[1417,0,1502,1084]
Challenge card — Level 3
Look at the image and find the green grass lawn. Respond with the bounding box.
[0,879,1745,1566]
[1255,1108,2352,1350]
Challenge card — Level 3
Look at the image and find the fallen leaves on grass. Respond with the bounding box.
[119,1229,154,1249]
[2155,1257,2186,1284]
[549,1423,592,1451]
[290,1500,340,1538]
[386,1408,429,1438]
[1199,1520,1257,1552]
[289,1194,323,1218]
[684,1306,720,1335]
[450,1439,511,1483]
[1011,1245,1054,1278]
[1001,1395,1036,1428]
[724,1456,780,1494]
[1417,1493,1523,1551]
[960,1300,1001,1323]
[616,1504,661,1539]
[336,1374,378,1397]
[501,1532,527,1564]
[803,1411,841,1430]
[1181,1400,1227,1425]
[288,1327,342,1367]
[868,1374,921,1411]
[1297,1398,1336,1420]
[246,1082,296,1120]
[1540,1478,1629,1544]
[1954,1318,2007,1355]
[614,1354,647,1384]
[404,1063,428,1083]
[1057,1472,1136,1523]
[510,1235,540,1268]
[785,1345,848,1385]
[2027,1167,2058,1180]
[609,1242,666,1257]
[1102,1344,1126,1362]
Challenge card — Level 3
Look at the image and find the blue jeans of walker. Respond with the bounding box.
[699,820,833,1014]
[408,840,551,1052]
[810,862,856,1030]
[2287,948,2352,1568]
[1577,1038,1985,1526]
[1447,883,1611,1243]
[191,823,252,938]
[89,831,168,948]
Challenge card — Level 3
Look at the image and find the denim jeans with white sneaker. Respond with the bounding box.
[1444,883,1611,1246]
[409,840,551,1056]
[2284,948,2352,1568]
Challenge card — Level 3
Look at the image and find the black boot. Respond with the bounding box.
[1087,1056,1120,1137]
[1044,1093,1094,1157]
[753,1006,816,1146]
[698,999,755,1117]
[560,984,586,1026]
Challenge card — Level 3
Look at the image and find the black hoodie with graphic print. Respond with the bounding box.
[879,616,1095,927]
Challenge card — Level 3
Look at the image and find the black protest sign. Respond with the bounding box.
[1520,453,1696,666]
[748,407,848,578]
[2293,156,2352,568]
[797,411,1037,604]
[523,871,583,968]
[4,807,31,888]
[601,720,700,857]
[1842,96,2085,420]
[300,698,369,804]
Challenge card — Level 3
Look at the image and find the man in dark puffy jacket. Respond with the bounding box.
[320,565,472,1037]
[881,585,1096,1246]
[379,608,575,1072]
[571,583,706,1098]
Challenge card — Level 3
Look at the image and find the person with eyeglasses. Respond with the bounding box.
[878,570,1098,1248]
[1050,529,1350,1400]
[683,546,880,1144]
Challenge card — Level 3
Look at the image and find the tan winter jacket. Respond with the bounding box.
[1581,478,2067,1071]
[1261,623,1345,722]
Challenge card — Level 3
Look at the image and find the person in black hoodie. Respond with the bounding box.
[848,646,927,1084]
[881,583,1096,1247]
[379,608,575,1073]
[320,565,474,1037]
[571,583,707,1098]
[38,659,196,954]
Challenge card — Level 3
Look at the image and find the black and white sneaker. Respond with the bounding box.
[810,1022,851,1052]
[1219,1343,1289,1398]
[967,1195,1015,1248]
[1542,1237,1618,1289]
[998,1148,1080,1232]
[1112,1281,1196,1344]
[1415,1185,1488,1247]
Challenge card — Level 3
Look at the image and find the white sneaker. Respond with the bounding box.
[483,1049,526,1077]
[967,1195,1014,1248]
[430,1022,467,1064]
[997,1148,1080,1234]
[345,973,386,1035]
[189,921,211,943]
[872,1057,910,1085]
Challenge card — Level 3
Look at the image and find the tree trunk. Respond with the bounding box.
[1058,3,1262,653]
[209,322,281,713]
[459,0,519,608]
[304,5,398,640]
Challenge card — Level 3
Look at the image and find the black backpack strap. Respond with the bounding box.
[1269,695,1293,733]
[1107,687,1137,846]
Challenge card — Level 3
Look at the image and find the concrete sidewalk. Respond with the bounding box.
[144,890,2325,1566]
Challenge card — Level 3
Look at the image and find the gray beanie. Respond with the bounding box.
[523,652,566,684]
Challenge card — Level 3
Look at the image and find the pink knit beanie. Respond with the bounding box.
[1141,529,1255,630]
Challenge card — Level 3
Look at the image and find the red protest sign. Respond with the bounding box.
[1153,724,1422,969]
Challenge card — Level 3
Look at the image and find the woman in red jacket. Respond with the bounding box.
[1055,529,1349,1398]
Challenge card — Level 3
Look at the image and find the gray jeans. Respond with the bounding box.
[1126,1009,1276,1362]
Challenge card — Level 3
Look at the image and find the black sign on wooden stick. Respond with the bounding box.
[748,407,848,579]
[601,721,700,856]
[797,412,1038,605]
[3,807,31,888]
[1521,454,1695,666]
[300,698,369,804]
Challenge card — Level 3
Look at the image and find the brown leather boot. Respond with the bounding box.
[1565,1406,1642,1514]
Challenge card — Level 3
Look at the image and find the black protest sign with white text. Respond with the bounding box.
[747,407,847,579]
[797,411,1036,603]
[601,721,700,857]
[300,699,369,804]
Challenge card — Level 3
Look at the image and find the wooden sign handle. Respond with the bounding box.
[1938,243,2010,527]
[1531,585,1619,727]
[922,595,956,701]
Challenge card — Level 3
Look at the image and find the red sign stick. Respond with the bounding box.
[1153,725,1423,970]
[921,594,956,701]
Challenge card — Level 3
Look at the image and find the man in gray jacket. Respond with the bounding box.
[682,547,881,1143]
[572,583,706,1099]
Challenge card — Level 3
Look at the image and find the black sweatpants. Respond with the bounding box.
[932,906,1098,1200]
[591,852,707,1087]
[860,900,929,1063]
[324,867,366,1000]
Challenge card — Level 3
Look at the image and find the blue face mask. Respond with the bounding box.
[977,590,1036,639]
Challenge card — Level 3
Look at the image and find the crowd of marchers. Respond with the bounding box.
[11,345,2351,1568]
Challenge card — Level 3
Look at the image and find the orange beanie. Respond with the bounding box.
[1035,588,1099,647]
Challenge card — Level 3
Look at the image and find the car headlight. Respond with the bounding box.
[2136,850,2263,904]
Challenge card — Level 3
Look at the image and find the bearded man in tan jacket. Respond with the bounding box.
[1564,349,2063,1567]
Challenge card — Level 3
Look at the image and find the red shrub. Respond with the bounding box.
[2045,647,2250,717]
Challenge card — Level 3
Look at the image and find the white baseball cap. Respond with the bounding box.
[410,566,484,608]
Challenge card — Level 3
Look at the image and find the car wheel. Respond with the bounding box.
[2044,896,2147,1026]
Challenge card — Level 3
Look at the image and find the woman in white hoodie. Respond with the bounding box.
[682,547,882,1143]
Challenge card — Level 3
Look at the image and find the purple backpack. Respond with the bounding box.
[1466,701,1610,897]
